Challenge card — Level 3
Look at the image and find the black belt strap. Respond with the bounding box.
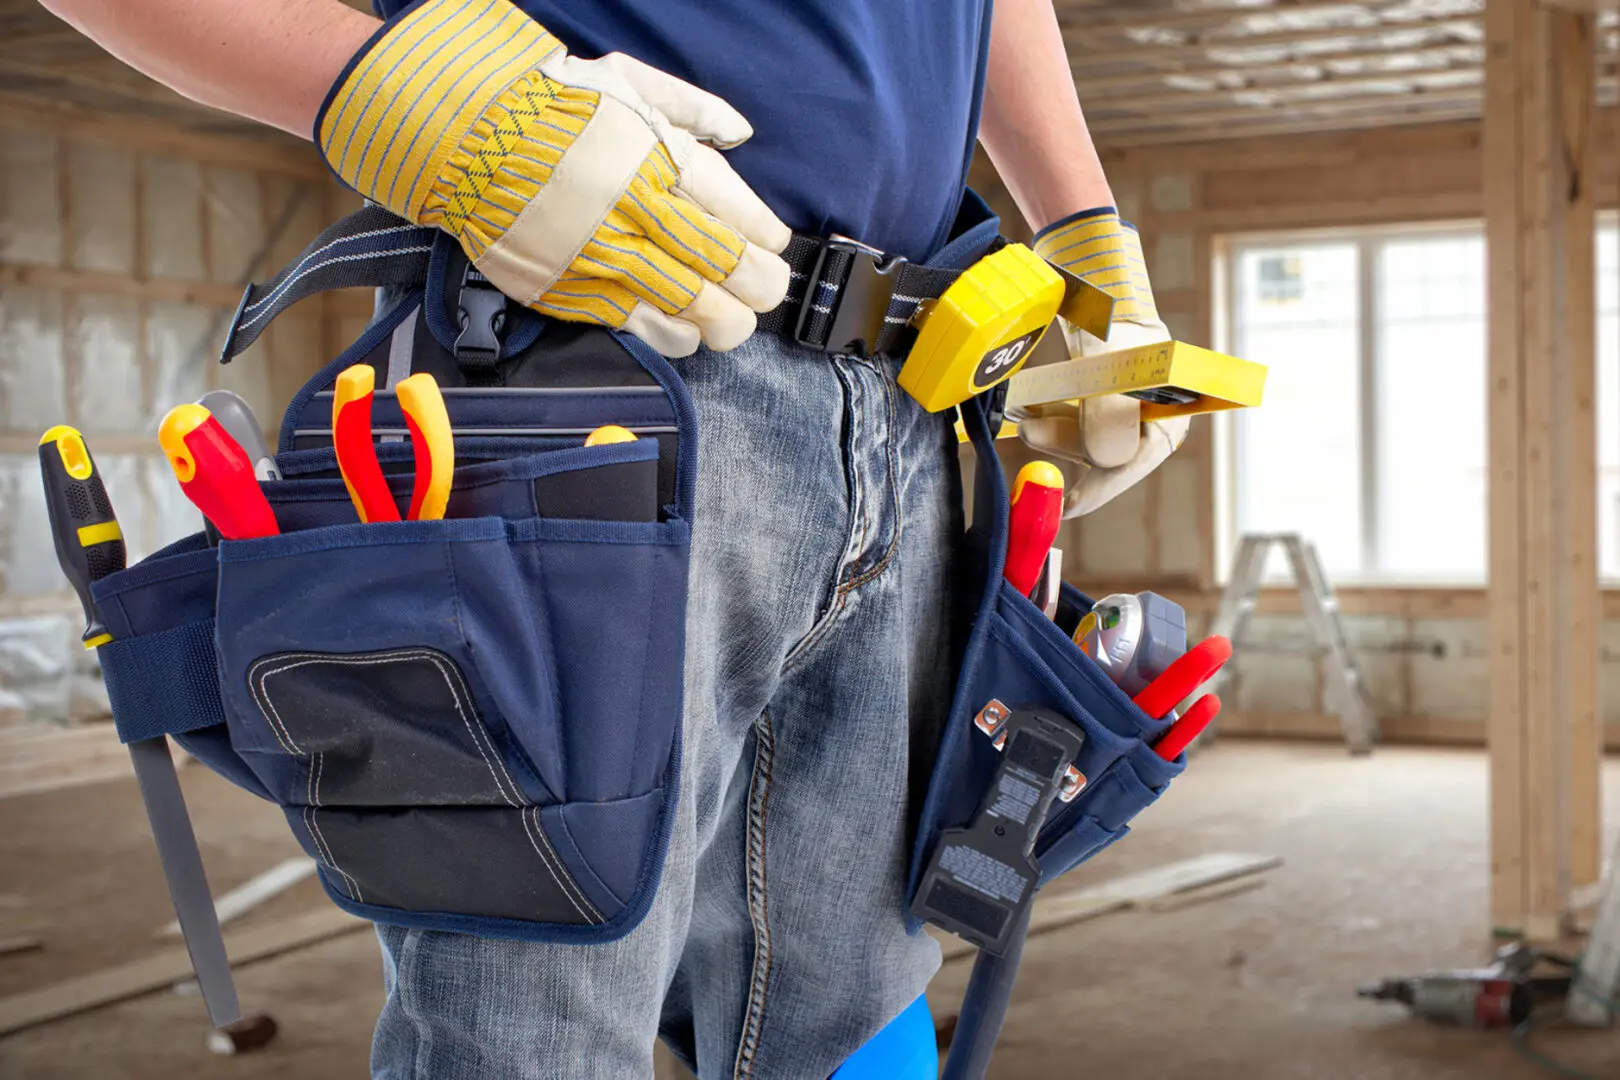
[757,233,976,358]
[218,211,980,365]
[219,206,436,363]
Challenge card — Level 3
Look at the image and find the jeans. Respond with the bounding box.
[371,329,965,1078]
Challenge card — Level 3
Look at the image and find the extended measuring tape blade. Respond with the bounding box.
[1004,341,1179,413]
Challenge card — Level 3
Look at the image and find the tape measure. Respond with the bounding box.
[897,244,1115,414]
[1003,339,1268,423]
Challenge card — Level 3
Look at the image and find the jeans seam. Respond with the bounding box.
[394,929,433,1080]
[832,373,904,595]
[733,708,777,1080]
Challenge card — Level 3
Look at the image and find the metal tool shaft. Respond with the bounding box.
[128,737,241,1027]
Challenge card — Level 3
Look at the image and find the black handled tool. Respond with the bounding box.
[38,426,125,648]
[912,705,1084,955]
[913,705,1086,1080]
[39,426,242,1029]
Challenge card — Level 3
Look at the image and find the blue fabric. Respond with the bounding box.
[372,0,993,262]
[834,995,937,1080]
[905,389,1188,922]
[100,621,224,744]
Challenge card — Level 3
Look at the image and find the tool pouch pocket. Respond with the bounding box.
[92,291,695,944]
[906,394,1187,926]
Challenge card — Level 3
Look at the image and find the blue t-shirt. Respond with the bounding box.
[377,0,993,262]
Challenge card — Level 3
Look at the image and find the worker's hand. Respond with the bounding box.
[317,0,791,358]
[1018,209,1188,517]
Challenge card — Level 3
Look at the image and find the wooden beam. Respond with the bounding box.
[0,98,324,180]
[1062,1,1425,35]
[1075,43,1485,96]
[1088,68,1497,116]
[1088,92,1486,135]
[1560,16,1605,890]
[1484,0,1599,942]
[1065,14,1481,63]
[1097,107,1485,149]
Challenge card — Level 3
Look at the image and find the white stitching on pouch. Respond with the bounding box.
[251,649,521,807]
[529,805,603,923]
[521,806,593,923]
[304,805,363,902]
[254,648,606,922]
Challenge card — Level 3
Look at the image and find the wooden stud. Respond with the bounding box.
[1483,0,1598,942]
[1558,17,1605,890]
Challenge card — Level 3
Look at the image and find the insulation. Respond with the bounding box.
[1153,232,1197,291]
[215,330,276,427]
[140,155,205,281]
[1337,613,1408,715]
[1408,617,1489,719]
[66,141,136,276]
[203,165,264,286]
[0,452,57,599]
[1155,454,1203,576]
[0,286,66,431]
[143,454,200,555]
[1149,174,1196,214]
[1078,479,1154,575]
[144,301,214,430]
[70,294,143,433]
[1230,613,1317,712]
[0,130,61,266]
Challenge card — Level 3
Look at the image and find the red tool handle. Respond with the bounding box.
[1132,635,1233,720]
[1153,693,1221,761]
[159,405,279,540]
[333,365,400,524]
[1005,461,1063,597]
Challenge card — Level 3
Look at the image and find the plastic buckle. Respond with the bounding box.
[453,265,507,371]
[794,234,907,356]
[984,381,1011,434]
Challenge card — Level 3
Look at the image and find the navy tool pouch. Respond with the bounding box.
[907,389,1188,931]
[92,226,697,943]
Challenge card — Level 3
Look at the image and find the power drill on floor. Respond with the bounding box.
[1358,945,1573,1030]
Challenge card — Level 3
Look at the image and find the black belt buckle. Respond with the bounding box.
[453,264,508,371]
[795,235,907,356]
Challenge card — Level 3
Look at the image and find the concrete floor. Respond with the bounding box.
[0,742,1617,1079]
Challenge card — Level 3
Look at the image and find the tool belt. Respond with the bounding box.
[88,193,1182,945]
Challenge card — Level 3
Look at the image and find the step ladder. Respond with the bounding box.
[1567,833,1620,1027]
[1206,533,1380,755]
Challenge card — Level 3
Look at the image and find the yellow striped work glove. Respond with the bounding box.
[1018,208,1188,518]
[317,0,792,358]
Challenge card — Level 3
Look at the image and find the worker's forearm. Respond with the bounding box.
[34,0,379,138]
[978,0,1113,232]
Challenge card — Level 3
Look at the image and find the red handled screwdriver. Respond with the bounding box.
[159,404,279,540]
[1005,460,1063,597]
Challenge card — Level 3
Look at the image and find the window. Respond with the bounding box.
[1222,220,1620,584]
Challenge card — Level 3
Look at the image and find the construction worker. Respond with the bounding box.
[39,0,1181,1075]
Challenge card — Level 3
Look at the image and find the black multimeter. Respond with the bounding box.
[911,706,1085,955]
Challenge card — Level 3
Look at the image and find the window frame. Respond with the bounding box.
[1214,215,1616,586]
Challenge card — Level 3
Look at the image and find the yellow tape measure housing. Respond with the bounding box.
[899,245,1067,414]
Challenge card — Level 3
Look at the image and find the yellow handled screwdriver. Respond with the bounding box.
[37,425,243,1029]
[38,425,125,648]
